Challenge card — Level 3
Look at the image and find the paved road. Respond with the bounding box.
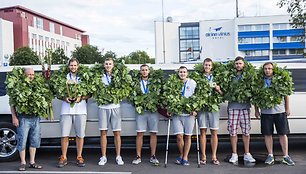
[0,139,305,174]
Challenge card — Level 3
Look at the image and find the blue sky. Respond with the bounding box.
[0,0,287,57]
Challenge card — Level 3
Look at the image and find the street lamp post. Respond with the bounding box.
[162,0,166,64]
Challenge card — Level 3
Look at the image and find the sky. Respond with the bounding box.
[0,0,288,57]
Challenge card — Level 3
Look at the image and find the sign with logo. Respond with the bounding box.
[200,19,235,61]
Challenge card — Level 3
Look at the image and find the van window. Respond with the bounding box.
[289,69,306,92]
[0,72,7,96]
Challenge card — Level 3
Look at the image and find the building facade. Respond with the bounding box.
[0,5,89,66]
[155,15,305,64]
[0,18,14,67]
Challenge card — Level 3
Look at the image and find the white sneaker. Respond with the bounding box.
[116,156,124,165]
[244,153,256,163]
[229,153,238,164]
[132,156,141,165]
[98,156,107,166]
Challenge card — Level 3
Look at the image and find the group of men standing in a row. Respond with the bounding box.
[10,56,295,171]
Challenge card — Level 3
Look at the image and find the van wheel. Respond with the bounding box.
[0,122,18,162]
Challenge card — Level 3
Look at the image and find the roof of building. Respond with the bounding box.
[0,5,85,32]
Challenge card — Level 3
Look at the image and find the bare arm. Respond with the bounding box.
[10,106,19,127]
[254,106,260,119]
[284,96,290,116]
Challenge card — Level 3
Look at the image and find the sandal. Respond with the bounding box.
[211,159,220,165]
[29,163,43,169]
[175,157,182,165]
[200,159,207,165]
[18,164,26,171]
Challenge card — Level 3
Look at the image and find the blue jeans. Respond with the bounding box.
[17,116,41,151]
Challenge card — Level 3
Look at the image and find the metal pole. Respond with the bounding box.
[236,0,239,18]
[162,0,166,63]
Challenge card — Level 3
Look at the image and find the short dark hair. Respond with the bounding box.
[203,58,213,64]
[179,66,188,71]
[69,58,79,65]
[263,62,273,68]
[140,64,149,69]
[105,57,114,62]
[234,56,244,62]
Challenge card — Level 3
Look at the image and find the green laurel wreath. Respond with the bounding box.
[193,63,224,112]
[128,68,164,114]
[49,65,93,103]
[251,64,294,109]
[161,73,209,115]
[91,63,132,106]
[221,60,257,103]
[5,67,54,118]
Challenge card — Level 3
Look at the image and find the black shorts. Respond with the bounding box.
[261,113,290,136]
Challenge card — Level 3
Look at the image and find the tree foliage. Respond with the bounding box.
[44,48,69,65]
[72,45,103,64]
[278,0,306,30]
[118,50,155,64]
[9,47,40,65]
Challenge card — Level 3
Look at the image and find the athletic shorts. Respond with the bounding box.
[136,112,159,133]
[227,109,251,136]
[98,108,121,131]
[172,115,195,135]
[60,114,87,138]
[261,112,290,135]
[198,111,220,129]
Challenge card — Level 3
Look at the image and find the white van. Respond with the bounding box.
[0,63,306,162]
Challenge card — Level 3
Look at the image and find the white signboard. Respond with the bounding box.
[200,19,235,62]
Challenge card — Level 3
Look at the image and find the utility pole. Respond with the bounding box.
[162,0,166,63]
[236,0,239,18]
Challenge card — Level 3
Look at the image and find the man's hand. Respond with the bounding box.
[65,97,71,103]
[12,116,19,127]
[285,109,291,117]
[75,96,82,103]
[191,111,197,117]
[255,110,260,119]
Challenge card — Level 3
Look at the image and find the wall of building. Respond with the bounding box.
[0,19,14,67]
[155,21,180,64]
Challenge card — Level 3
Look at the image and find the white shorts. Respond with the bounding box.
[198,111,220,130]
[172,115,195,135]
[136,112,159,133]
[60,114,87,138]
[98,108,121,131]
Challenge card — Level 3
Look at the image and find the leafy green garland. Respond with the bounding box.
[128,68,163,114]
[90,63,132,106]
[161,73,209,115]
[193,63,224,112]
[5,67,54,118]
[251,64,294,109]
[220,60,257,103]
[49,65,93,102]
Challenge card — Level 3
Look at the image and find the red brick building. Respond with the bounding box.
[0,5,89,58]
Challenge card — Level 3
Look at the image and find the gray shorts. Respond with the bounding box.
[60,114,87,138]
[136,112,159,133]
[98,108,121,131]
[172,115,195,135]
[198,111,220,130]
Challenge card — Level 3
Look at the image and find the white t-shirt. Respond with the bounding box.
[140,79,149,94]
[61,73,87,115]
[98,73,120,109]
[182,78,196,98]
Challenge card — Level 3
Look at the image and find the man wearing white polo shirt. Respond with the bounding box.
[58,58,88,168]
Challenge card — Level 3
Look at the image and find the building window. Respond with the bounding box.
[33,17,37,28]
[50,22,55,33]
[179,25,200,62]
[289,36,301,42]
[273,36,287,43]
[254,24,269,31]
[238,25,252,31]
[254,37,269,43]
[36,17,43,30]
[39,35,43,40]
[273,23,288,30]
[273,49,286,55]
[32,33,37,39]
[245,50,269,56]
[60,26,63,35]
[289,49,304,55]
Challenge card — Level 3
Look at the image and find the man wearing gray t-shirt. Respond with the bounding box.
[255,62,295,166]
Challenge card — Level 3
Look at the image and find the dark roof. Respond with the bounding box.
[0,5,85,32]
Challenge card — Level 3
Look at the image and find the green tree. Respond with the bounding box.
[9,47,40,65]
[72,45,103,64]
[44,48,69,65]
[278,0,306,30]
